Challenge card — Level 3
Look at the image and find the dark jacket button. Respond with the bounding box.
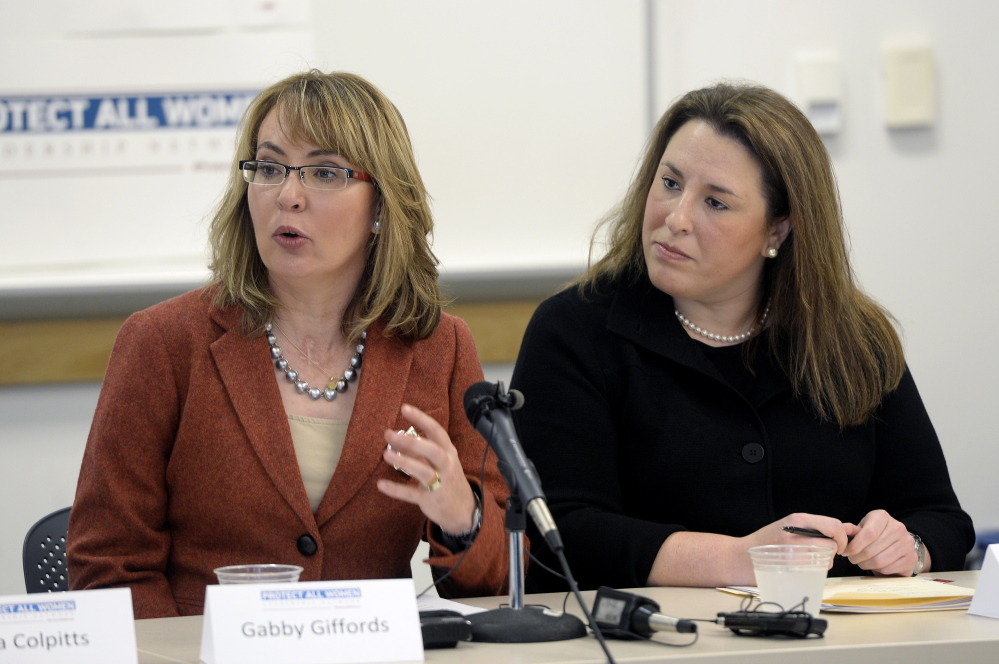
[742,443,765,463]
[297,534,318,556]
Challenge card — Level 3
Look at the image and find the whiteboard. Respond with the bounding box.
[0,0,648,297]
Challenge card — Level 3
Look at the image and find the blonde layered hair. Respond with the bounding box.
[584,82,904,428]
[208,70,442,342]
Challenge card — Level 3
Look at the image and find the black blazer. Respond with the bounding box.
[512,276,974,591]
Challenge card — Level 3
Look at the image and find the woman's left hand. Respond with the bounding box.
[842,509,922,576]
[376,403,477,534]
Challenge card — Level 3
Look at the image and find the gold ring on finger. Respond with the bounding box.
[423,470,441,492]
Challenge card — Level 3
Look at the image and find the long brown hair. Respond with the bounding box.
[583,82,904,427]
[208,70,443,342]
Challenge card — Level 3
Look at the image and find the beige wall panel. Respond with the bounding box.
[1,318,124,385]
[1,303,538,384]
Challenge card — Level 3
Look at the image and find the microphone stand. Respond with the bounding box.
[467,495,587,642]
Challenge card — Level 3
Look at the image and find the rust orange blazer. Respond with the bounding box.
[67,288,510,618]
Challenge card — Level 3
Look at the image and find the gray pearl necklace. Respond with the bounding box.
[265,323,365,401]
[675,301,771,344]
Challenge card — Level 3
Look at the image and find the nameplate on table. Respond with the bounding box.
[0,587,136,663]
[200,578,423,664]
[969,543,999,619]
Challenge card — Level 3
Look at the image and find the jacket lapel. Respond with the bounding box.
[209,307,315,524]
[314,320,413,527]
[607,275,725,381]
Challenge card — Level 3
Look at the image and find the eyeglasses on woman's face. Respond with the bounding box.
[239,159,374,191]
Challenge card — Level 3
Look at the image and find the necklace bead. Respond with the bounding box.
[674,301,770,344]
[265,323,365,401]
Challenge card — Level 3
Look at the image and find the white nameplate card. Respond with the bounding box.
[0,587,136,663]
[969,543,999,619]
[200,578,423,664]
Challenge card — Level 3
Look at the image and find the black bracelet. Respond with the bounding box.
[438,488,482,552]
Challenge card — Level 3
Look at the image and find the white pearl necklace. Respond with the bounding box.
[674,302,770,344]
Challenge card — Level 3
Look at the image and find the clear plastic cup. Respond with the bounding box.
[748,545,835,616]
[213,564,304,585]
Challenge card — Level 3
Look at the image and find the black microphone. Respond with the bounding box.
[592,587,697,638]
[463,380,563,552]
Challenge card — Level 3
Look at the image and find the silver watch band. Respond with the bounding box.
[909,532,926,576]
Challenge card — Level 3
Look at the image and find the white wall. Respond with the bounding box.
[2,0,998,594]
[0,384,96,596]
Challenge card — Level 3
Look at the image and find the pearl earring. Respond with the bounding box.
[372,220,381,233]
[766,246,778,258]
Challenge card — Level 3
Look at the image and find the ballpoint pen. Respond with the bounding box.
[781,526,833,539]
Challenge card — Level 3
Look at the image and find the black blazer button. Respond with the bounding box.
[297,534,318,556]
[742,443,765,463]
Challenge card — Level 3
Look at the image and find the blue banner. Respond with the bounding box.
[0,90,259,133]
[0,600,76,613]
[261,588,363,601]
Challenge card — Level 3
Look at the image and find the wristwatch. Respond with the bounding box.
[909,532,926,576]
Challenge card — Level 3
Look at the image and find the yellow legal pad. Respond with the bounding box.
[720,576,975,613]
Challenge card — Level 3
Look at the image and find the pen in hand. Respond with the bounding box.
[782,526,852,540]
[782,526,830,538]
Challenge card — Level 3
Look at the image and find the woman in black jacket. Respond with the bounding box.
[512,82,974,592]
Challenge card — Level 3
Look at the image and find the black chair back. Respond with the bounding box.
[23,507,71,593]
